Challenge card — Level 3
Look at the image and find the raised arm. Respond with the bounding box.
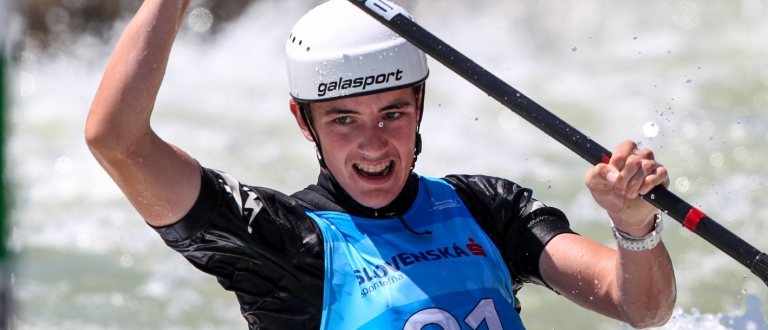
[540,140,676,328]
[85,0,199,227]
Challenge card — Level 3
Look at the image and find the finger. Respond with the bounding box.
[639,163,669,196]
[608,140,638,171]
[585,163,614,190]
[625,158,656,198]
[629,148,665,195]
[622,149,657,197]
[607,141,643,192]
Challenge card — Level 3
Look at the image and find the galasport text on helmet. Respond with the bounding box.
[285,0,429,102]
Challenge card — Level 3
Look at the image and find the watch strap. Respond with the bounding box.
[611,211,664,251]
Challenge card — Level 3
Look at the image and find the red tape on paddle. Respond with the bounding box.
[601,154,610,164]
[683,207,706,231]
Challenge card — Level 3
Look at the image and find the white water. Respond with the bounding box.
[7,0,768,328]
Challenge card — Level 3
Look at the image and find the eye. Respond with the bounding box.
[384,112,402,120]
[334,116,352,125]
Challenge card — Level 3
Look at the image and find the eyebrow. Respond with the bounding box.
[320,99,413,117]
[380,100,412,111]
[321,108,357,117]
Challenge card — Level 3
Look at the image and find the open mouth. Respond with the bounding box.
[355,160,392,178]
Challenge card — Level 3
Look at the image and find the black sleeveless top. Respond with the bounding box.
[152,167,575,329]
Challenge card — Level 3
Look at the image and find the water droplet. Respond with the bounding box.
[188,7,214,32]
[643,122,659,137]
[650,194,655,199]
[54,156,72,174]
[110,293,124,307]
[120,254,134,268]
[633,36,638,40]
[709,153,724,167]
[378,122,384,128]
[686,79,692,83]
[571,47,577,52]
[474,117,478,121]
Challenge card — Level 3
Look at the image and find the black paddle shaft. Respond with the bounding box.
[347,0,768,285]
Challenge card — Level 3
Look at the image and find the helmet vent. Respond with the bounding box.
[290,34,306,50]
[285,0,428,101]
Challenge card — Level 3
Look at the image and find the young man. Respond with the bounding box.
[86,0,676,329]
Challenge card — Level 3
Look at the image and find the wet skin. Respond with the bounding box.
[291,87,420,209]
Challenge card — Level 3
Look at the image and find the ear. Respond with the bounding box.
[289,99,315,142]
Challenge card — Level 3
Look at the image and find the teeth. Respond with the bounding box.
[355,161,391,175]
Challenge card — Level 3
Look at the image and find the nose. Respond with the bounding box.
[357,119,389,154]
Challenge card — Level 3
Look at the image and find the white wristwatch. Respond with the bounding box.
[611,211,664,251]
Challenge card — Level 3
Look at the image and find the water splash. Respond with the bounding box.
[8,0,768,329]
[640,295,767,330]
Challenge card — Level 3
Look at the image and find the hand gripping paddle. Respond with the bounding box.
[347,0,768,286]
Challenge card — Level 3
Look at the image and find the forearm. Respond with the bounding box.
[613,241,676,328]
[85,0,200,227]
[541,231,676,328]
[605,209,677,328]
[86,0,191,154]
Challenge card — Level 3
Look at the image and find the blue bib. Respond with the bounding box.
[306,176,526,330]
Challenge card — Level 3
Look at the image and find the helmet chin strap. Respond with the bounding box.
[411,83,426,171]
[297,102,328,169]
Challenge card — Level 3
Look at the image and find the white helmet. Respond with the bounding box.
[285,0,429,102]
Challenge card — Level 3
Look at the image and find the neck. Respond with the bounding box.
[316,170,419,218]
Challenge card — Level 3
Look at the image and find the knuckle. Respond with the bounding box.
[658,166,668,176]
[641,149,655,159]
[641,159,657,171]
[625,156,642,168]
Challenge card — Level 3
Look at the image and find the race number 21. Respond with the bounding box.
[403,298,503,330]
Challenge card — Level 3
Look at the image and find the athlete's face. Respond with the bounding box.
[291,87,420,209]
